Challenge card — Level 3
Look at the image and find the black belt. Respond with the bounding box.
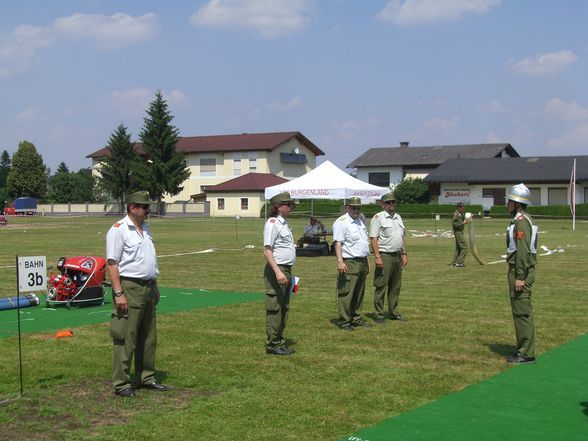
[120,276,156,286]
[381,251,402,255]
[344,257,368,261]
[277,264,293,268]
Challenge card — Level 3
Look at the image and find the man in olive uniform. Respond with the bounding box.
[370,192,407,323]
[263,191,296,355]
[106,191,168,397]
[505,183,538,364]
[450,202,469,267]
[333,197,371,331]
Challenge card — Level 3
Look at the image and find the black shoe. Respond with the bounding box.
[374,317,386,324]
[266,347,294,355]
[115,387,135,397]
[389,313,406,321]
[140,382,169,391]
[339,323,354,331]
[506,354,536,364]
[353,321,373,328]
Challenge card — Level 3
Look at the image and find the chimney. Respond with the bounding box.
[400,141,409,148]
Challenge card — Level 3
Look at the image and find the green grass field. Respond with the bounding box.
[0,214,586,440]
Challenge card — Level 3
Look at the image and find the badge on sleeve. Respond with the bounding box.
[516,231,524,240]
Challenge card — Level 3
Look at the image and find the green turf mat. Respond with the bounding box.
[342,333,588,441]
[0,287,263,337]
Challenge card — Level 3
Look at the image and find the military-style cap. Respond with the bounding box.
[126,191,152,205]
[346,197,362,206]
[269,191,294,205]
[380,192,396,203]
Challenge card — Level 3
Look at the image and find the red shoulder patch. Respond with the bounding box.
[516,231,524,240]
[112,222,122,228]
[269,218,276,223]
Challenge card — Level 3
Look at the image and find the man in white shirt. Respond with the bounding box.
[263,191,297,355]
[333,197,371,331]
[370,192,407,323]
[106,191,167,397]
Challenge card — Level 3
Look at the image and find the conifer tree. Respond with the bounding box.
[98,124,141,211]
[138,91,189,214]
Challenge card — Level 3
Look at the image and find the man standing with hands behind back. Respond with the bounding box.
[333,197,371,331]
[106,191,168,397]
[370,192,407,324]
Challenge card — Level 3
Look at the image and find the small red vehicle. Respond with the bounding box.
[47,256,108,308]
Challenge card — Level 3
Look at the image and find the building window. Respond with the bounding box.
[280,152,307,164]
[200,158,216,176]
[368,172,390,187]
[548,187,567,205]
[529,188,541,206]
[217,198,225,210]
[233,155,241,176]
[241,198,249,210]
[482,188,506,206]
[248,152,257,172]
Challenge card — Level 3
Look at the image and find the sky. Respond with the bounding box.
[1,0,587,173]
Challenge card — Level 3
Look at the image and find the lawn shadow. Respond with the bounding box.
[581,401,588,418]
[485,343,516,356]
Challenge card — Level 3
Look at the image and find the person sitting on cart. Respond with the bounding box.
[298,216,325,246]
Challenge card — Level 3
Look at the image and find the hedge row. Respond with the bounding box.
[262,200,587,220]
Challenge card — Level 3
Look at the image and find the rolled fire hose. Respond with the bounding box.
[466,213,485,265]
[0,294,40,311]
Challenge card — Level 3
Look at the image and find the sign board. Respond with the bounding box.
[18,256,46,293]
[441,188,471,204]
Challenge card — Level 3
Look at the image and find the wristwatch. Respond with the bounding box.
[114,290,124,297]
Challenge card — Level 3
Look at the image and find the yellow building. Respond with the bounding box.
[87,131,324,216]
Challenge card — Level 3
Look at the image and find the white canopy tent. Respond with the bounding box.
[264,160,389,202]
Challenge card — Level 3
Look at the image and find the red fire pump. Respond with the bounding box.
[47,256,108,308]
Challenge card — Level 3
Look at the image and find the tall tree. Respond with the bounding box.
[0,150,10,188]
[6,141,48,199]
[138,91,189,214]
[49,167,96,203]
[98,124,141,211]
[56,162,69,175]
[393,177,431,204]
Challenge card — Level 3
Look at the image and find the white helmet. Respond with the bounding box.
[507,183,531,204]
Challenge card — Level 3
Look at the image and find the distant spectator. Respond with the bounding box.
[450,202,469,267]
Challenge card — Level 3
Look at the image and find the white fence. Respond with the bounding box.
[37,202,209,216]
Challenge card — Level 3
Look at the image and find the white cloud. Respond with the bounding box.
[53,13,158,48]
[476,99,509,113]
[510,50,577,75]
[0,13,158,78]
[378,0,500,26]
[109,87,186,116]
[423,116,459,130]
[191,0,314,38]
[166,89,187,106]
[14,107,37,123]
[546,122,588,151]
[266,97,302,111]
[111,87,153,114]
[544,97,588,122]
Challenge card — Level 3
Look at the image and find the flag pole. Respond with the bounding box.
[570,158,576,231]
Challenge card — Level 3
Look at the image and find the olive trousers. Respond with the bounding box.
[452,230,468,265]
[508,265,536,357]
[264,264,291,351]
[373,252,402,319]
[110,278,157,392]
[337,257,368,326]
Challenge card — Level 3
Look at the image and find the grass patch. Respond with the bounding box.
[0,215,586,440]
